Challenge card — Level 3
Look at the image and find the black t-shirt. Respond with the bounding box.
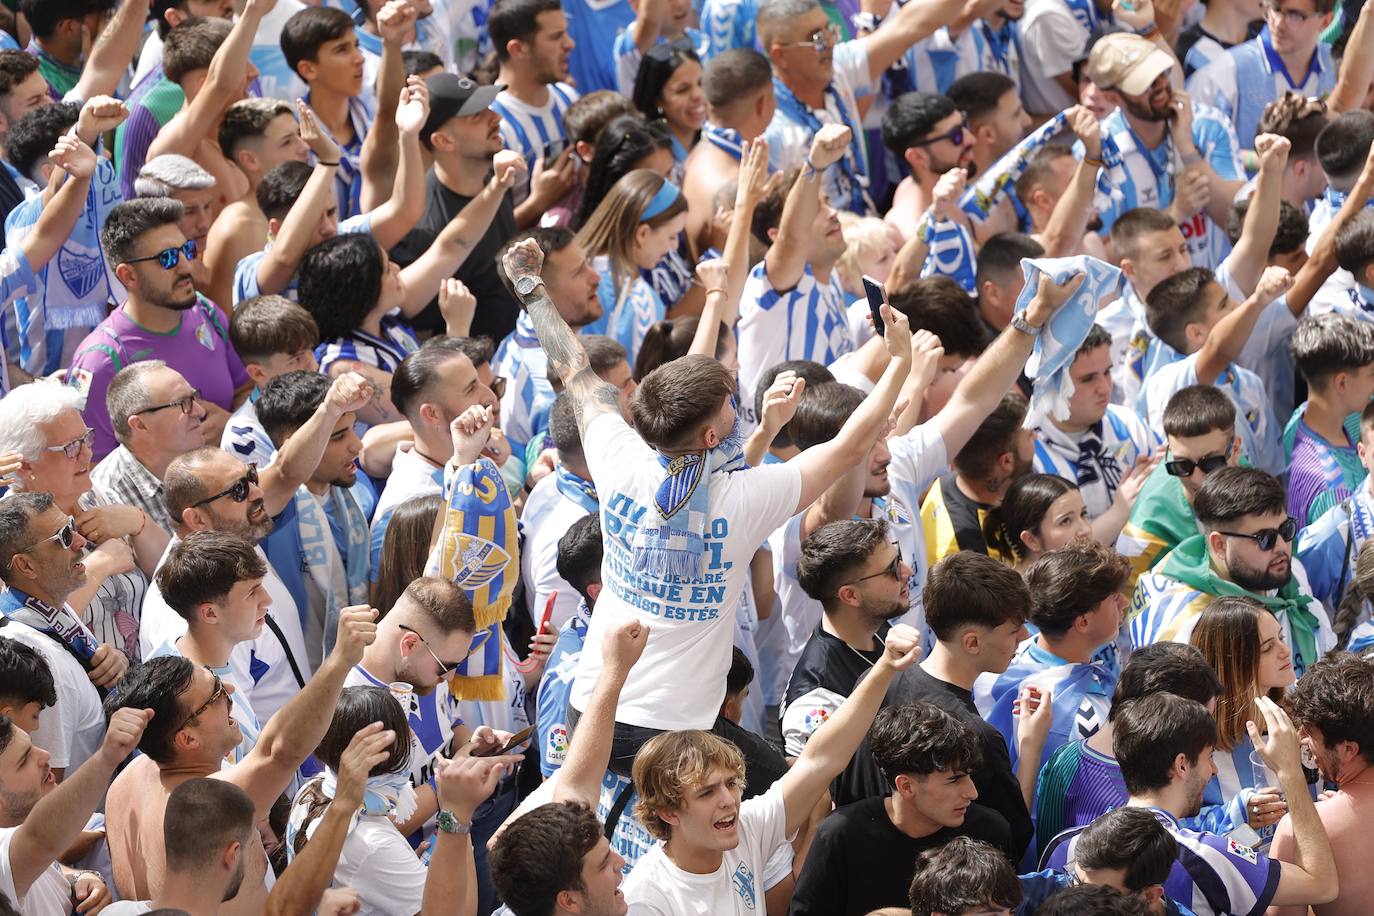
[789,796,1014,916]
[389,168,519,340]
[885,665,1033,859]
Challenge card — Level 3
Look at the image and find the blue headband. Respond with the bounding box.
[641,180,682,221]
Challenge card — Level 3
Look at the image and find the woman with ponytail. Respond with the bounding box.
[984,472,1144,569]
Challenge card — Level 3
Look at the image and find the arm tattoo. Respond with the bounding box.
[522,287,591,386]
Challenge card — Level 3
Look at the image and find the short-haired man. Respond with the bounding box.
[1287,314,1374,528]
[149,531,272,764]
[790,702,1012,915]
[974,232,1045,334]
[1032,323,1161,518]
[222,294,320,468]
[1273,650,1374,915]
[494,228,603,461]
[1132,466,1334,676]
[344,576,477,828]
[104,607,379,916]
[489,0,580,221]
[906,836,1023,916]
[758,0,966,214]
[1043,692,1339,916]
[882,91,977,236]
[101,777,257,915]
[0,51,50,210]
[885,550,1041,859]
[134,154,218,296]
[131,0,234,85]
[0,494,123,779]
[979,541,1130,767]
[0,639,56,731]
[0,702,150,914]
[1188,0,1337,147]
[945,70,1030,199]
[70,198,253,461]
[1255,91,1329,210]
[91,360,207,535]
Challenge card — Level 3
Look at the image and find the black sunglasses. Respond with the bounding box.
[125,240,198,270]
[1216,518,1299,551]
[914,116,969,148]
[177,674,227,732]
[850,549,904,585]
[191,463,259,508]
[1164,452,1229,477]
[397,623,464,676]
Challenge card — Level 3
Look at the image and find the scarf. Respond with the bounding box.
[0,585,101,670]
[917,213,978,294]
[1159,534,1320,673]
[701,122,747,161]
[425,457,518,700]
[300,485,372,655]
[771,77,868,214]
[285,768,418,854]
[1015,255,1123,426]
[631,415,748,578]
[1073,422,1126,491]
[555,465,600,515]
[960,109,1069,223]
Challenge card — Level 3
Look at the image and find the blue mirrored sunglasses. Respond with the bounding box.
[125,240,198,270]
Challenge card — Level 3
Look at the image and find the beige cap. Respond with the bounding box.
[1085,33,1175,96]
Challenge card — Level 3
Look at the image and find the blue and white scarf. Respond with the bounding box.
[555,465,600,515]
[960,109,1069,223]
[918,214,978,294]
[1015,255,1123,426]
[701,123,747,162]
[632,415,748,578]
[286,766,418,854]
[771,77,868,214]
[0,585,101,669]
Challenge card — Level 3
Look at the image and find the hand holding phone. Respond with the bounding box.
[863,275,886,337]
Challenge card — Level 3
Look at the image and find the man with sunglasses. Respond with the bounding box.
[882,91,977,237]
[1188,0,1336,152]
[70,197,253,462]
[1131,466,1335,679]
[0,493,126,779]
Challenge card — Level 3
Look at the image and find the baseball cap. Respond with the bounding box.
[1085,33,1175,96]
[421,74,503,144]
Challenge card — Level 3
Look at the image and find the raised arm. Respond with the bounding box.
[1167,90,1245,229]
[1194,266,1292,385]
[18,137,96,271]
[1287,139,1374,315]
[1329,0,1374,113]
[1250,697,1338,908]
[933,270,1083,455]
[8,708,151,900]
[359,1,413,213]
[70,0,149,102]
[503,239,622,438]
[554,620,649,807]
[259,373,374,515]
[743,372,806,466]
[789,303,913,513]
[627,0,668,53]
[860,0,972,79]
[779,626,921,833]
[254,102,341,295]
[367,76,430,250]
[230,607,379,816]
[147,0,275,160]
[766,125,851,292]
[1225,134,1287,299]
[722,139,777,308]
[889,167,964,289]
[426,755,522,916]
[265,723,395,916]
[1040,108,1101,258]
[396,151,525,315]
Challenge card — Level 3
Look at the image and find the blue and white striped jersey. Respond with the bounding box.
[316,315,421,378]
[1033,404,1161,518]
[580,257,665,363]
[493,312,554,458]
[698,0,757,57]
[564,0,636,93]
[221,395,276,470]
[233,212,373,306]
[492,83,580,206]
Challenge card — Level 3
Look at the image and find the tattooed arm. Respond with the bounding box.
[502,239,622,439]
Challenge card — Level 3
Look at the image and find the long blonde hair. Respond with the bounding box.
[1190,596,1284,751]
[575,169,686,302]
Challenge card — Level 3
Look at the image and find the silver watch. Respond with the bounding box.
[513,275,544,299]
[436,810,472,834]
[1011,314,1043,337]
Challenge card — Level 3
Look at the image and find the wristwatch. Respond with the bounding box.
[513,275,545,299]
[1011,315,1043,337]
[436,810,472,835]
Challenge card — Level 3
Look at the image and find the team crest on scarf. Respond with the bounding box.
[655,451,707,518]
[442,532,512,588]
[56,243,104,301]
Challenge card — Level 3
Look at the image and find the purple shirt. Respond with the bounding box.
[68,299,248,461]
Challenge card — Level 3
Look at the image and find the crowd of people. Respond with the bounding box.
[2,0,1374,912]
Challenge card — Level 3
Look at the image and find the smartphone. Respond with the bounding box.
[538,593,557,635]
[862,274,886,337]
[477,725,534,757]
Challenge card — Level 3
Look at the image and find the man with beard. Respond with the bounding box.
[493,228,603,463]
[1043,692,1338,916]
[102,778,257,915]
[1131,467,1335,679]
[757,0,969,215]
[1273,651,1374,916]
[138,371,373,719]
[882,91,979,239]
[1084,32,1246,272]
[71,198,254,462]
[490,0,579,223]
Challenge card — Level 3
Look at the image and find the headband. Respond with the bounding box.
[641,179,683,221]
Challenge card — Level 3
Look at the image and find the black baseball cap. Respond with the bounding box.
[421,74,503,144]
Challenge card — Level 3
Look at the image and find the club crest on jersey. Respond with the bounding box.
[195,319,217,351]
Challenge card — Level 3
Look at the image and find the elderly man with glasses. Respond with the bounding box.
[69,196,255,462]
[0,492,125,780]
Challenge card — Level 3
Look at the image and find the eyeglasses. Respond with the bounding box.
[124,240,198,271]
[177,674,227,732]
[1164,448,1230,478]
[1216,517,1299,552]
[491,376,508,399]
[645,36,695,62]
[1264,2,1317,24]
[779,23,840,51]
[134,389,202,417]
[850,550,904,585]
[44,428,93,460]
[397,623,464,676]
[913,116,969,148]
[191,463,259,508]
